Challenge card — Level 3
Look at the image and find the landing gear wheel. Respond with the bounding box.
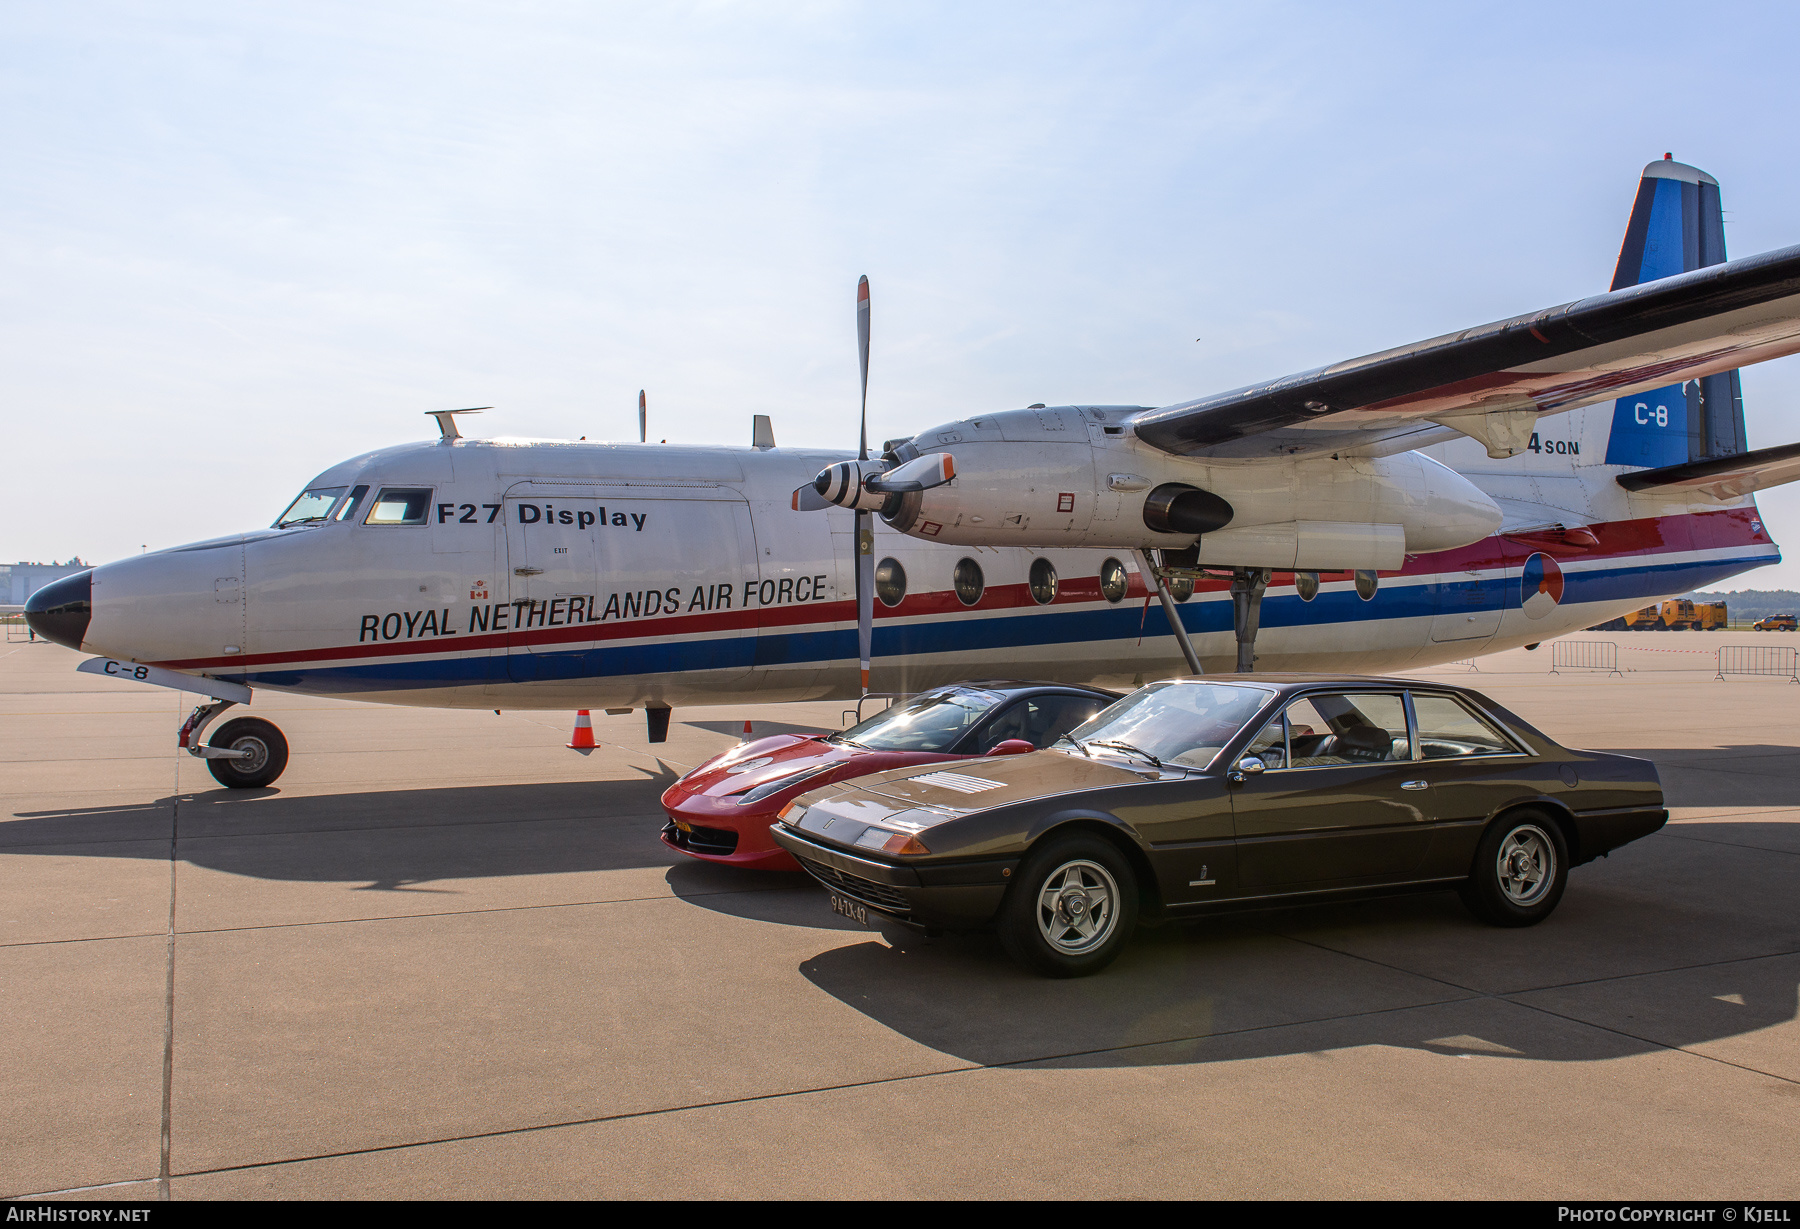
[205,717,289,789]
[998,833,1139,978]
[1458,810,1568,927]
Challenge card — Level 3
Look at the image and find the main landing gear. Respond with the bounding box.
[1138,552,1272,675]
[180,700,290,788]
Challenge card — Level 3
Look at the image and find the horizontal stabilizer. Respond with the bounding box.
[1616,439,1800,500]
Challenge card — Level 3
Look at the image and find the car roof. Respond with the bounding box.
[924,680,1119,699]
[1149,673,1480,695]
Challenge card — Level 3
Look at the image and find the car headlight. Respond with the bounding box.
[853,827,931,856]
[736,764,833,806]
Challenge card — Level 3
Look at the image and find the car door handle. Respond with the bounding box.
[1401,780,1429,790]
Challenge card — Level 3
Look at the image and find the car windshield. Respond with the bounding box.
[831,689,1004,752]
[1057,681,1273,770]
[275,486,348,527]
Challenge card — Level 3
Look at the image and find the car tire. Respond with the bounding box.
[205,718,289,789]
[997,832,1139,977]
[1458,810,1569,927]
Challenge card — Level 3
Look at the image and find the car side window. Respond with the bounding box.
[970,695,1107,753]
[1243,713,1287,769]
[1284,693,1411,767]
[1411,693,1520,759]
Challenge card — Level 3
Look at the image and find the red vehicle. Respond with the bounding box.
[661,681,1117,871]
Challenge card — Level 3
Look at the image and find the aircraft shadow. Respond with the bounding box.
[685,719,833,740]
[1609,744,1800,809]
[4,775,690,883]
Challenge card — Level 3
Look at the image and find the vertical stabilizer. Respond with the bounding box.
[1605,157,1748,468]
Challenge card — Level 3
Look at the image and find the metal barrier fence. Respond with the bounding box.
[1715,644,1800,683]
[1447,659,1480,673]
[1550,639,1621,677]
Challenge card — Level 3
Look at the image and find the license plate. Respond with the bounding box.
[828,892,868,926]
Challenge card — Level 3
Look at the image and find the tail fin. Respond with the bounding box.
[1604,157,1749,469]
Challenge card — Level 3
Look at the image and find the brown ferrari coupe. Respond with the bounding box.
[769,675,1666,976]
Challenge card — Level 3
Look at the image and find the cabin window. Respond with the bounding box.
[875,557,907,607]
[364,487,434,526]
[1295,571,1319,602]
[1100,557,1128,603]
[275,486,347,527]
[1168,573,1194,602]
[1354,570,1379,601]
[1029,558,1058,605]
[953,558,984,606]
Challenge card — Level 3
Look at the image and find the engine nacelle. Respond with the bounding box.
[880,405,1502,566]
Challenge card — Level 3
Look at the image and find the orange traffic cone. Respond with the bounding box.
[567,710,596,750]
[741,719,753,742]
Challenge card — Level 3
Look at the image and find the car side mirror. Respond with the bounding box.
[984,739,1035,757]
[1226,755,1267,783]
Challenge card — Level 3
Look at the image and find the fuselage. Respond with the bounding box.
[60,404,1780,710]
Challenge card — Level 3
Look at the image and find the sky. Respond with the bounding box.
[6,1,1800,585]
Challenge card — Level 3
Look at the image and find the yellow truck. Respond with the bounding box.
[1593,599,1728,631]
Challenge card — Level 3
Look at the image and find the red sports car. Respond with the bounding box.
[661,681,1117,871]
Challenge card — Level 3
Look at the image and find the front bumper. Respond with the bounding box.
[768,823,1017,929]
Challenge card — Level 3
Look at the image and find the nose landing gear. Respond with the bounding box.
[180,700,290,788]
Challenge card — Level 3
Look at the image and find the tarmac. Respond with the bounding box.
[2,633,1797,1199]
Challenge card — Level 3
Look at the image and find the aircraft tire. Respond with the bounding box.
[206,717,289,789]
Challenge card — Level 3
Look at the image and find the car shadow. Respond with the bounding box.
[662,862,867,931]
[782,820,1800,1070]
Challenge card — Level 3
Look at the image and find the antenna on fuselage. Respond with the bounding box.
[427,407,488,442]
[639,390,647,443]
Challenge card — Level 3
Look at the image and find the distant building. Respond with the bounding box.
[2,559,90,606]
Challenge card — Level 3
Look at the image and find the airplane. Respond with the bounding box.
[24,156,1800,791]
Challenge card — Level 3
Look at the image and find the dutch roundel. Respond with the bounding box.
[1520,553,1564,620]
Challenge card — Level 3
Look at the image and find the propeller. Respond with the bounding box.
[782,277,960,693]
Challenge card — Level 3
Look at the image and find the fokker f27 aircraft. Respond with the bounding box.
[26,157,1800,789]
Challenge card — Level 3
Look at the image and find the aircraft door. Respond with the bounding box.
[594,496,760,688]
[503,493,601,681]
[1429,562,1505,644]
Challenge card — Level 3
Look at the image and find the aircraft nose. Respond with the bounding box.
[24,570,92,651]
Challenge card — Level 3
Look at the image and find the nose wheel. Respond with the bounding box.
[204,717,289,788]
[179,700,290,789]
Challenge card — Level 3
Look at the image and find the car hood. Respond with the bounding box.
[678,734,847,797]
[799,749,1146,819]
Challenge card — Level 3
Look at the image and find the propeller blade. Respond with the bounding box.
[638,390,646,443]
[791,485,833,512]
[857,275,870,462]
[855,275,874,694]
[866,451,954,494]
[856,510,874,695]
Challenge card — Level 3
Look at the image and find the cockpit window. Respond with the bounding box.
[334,485,369,521]
[275,486,348,527]
[364,487,434,526]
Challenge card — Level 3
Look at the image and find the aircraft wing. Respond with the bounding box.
[1615,440,1800,501]
[1128,244,1800,460]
